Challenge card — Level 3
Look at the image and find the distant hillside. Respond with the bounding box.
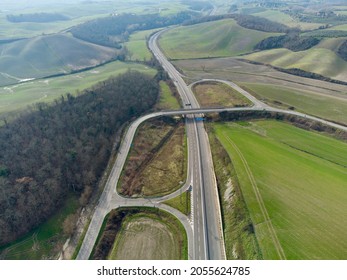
[71,12,196,48]
[7,13,69,23]
[254,33,320,52]
[183,13,289,33]
[0,34,118,86]
[159,19,282,59]
[244,41,347,82]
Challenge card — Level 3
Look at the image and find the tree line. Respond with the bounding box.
[214,110,347,140]
[254,32,320,52]
[7,13,69,23]
[71,12,197,48]
[0,71,159,246]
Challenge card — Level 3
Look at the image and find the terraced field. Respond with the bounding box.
[214,121,347,259]
[159,19,281,59]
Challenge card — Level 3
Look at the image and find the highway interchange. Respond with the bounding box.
[76,29,347,260]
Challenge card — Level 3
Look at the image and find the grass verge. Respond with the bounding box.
[207,124,262,260]
[156,81,181,110]
[164,191,191,216]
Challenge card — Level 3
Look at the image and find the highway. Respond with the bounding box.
[76,29,347,261]
[149,30,226,260]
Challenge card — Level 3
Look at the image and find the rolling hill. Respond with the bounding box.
[244,38,347,82]
[159,19,281,59]
[0,33,117,86]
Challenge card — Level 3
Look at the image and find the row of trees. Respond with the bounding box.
[337,40,347,61]
[0,71,159,246]
[71,12,197,48]
[254,33,320,52]
[215,110,347,140]
[7,13,69,23]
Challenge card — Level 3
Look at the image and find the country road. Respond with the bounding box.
[76,29,347,260]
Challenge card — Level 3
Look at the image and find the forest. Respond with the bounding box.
[254,33,320,52]
[337,41,347,61]
[6,13,69,23]
[0,71,159,246]
[71,12,197,48]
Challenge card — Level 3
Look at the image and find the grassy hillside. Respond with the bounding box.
[0,33,117,86]
[244,46,347,82]
[159,19,281,59]
[0,0,188,39]
[315,37,346,52]
[214,121,347,259]
[251,10,322,31]
[330,24,347,31]
[124,28,161,61]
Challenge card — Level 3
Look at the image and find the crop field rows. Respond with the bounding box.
[214,121,347,259]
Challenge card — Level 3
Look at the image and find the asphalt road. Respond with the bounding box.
[76,105,347,259]
[76,29,347,261]
[149,30,226,260]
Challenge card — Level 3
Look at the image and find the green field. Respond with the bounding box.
[159,19,281,59]
[315,37,346,52]
[240,82,347,125]
[0,61,156,117]
[214,121,347,259]
[0,33,117,86]
[208,127,262,259]
[244,47,347,82]
[124,29,157,61]
[156,81,181,110]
